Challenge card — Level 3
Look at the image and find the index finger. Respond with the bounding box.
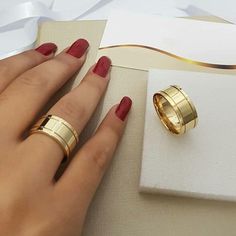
[0,43,57,93]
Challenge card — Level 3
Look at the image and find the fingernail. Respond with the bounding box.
[93,56,111,78]
[35,43,57,56]
[115,96,132,121]
[66,39,89,58]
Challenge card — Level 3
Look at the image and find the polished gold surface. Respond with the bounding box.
[30,115,79,158]
[153,86,198,135]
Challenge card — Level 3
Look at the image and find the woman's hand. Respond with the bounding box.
[0,39,132,236]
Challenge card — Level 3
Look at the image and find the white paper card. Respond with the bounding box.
[140,69,236,201]
[99,10,236,66]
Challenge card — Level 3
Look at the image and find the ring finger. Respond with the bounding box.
[23,56,112,179]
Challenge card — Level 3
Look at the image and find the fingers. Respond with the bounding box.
[24,56,112,177]
[55,97,132,210]
[0,39,89,139]
[0,43,57,93]
[49,56,112,134]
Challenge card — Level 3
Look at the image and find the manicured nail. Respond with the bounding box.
[115,96,132,121]
[35,43,57,56]
[93,56,111,78]
[66,39,89,58]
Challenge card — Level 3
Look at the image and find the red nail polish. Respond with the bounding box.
[115,97,132,121]
[66,39,89,58]
[35,43,57,56]
[93,56,111,78]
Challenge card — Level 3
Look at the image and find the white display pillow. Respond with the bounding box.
[140,69,236,201]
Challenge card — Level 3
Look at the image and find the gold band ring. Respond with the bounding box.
[153,85,198,135]
[30,115,79,158]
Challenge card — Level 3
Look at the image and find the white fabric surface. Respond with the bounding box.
[141,69,236,201]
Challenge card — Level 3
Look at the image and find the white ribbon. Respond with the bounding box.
[0,0,102,59]
[180,5,211,17]
[2,0,232,59]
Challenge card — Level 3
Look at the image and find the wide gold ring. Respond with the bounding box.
[30,115,79,158]
[153,85,198,135]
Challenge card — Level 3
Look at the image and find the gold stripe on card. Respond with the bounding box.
[99,44,236,70]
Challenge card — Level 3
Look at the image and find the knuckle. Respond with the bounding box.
[0,185,23,224]
[55,56,82,73]
[57,97,87,120]
[83,79,104,96]
[0,93,10,105]
[87,145,111,173]
[0,64,11,91]
[0,62,10,78]
[105,126,120,141]
[18,71,48,89]
[21,51,42,66]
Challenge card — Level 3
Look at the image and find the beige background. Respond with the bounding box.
[37,20,236,236]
